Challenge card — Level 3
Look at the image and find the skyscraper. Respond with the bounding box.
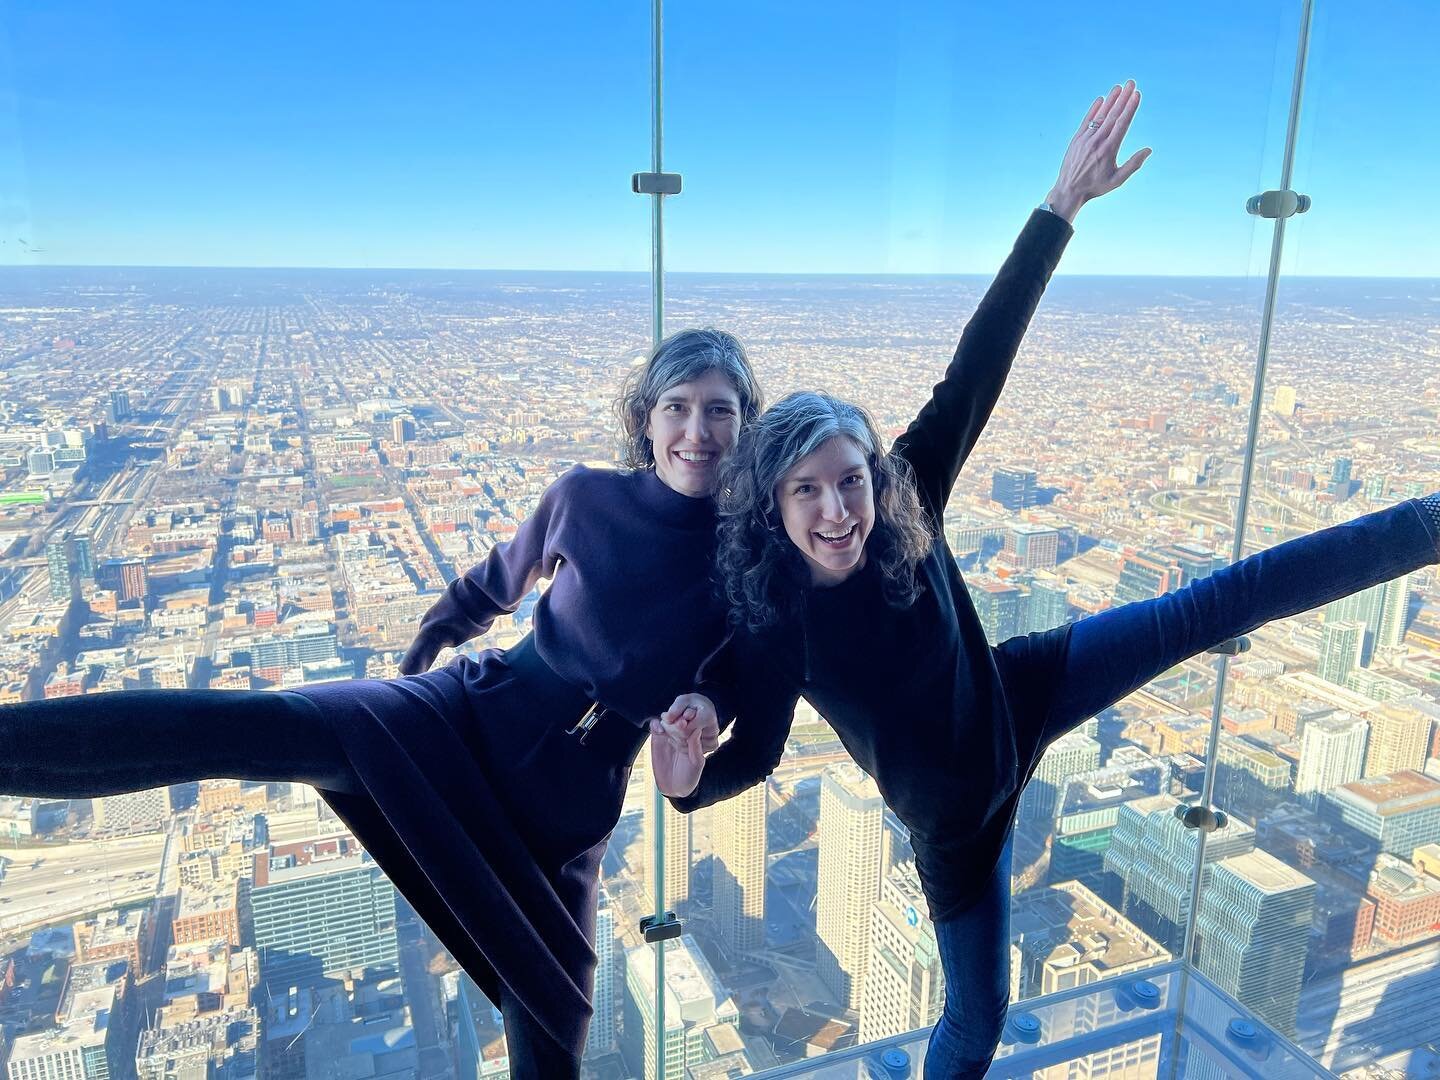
[817,764,884,1010]
[1377,574,1412,652]
[966,578,1021,645]
[1195,849,1315,1038]
[1326,583,1385,649]
[5,984,133,1080]
[1004,523,1059,571]
[70,533,95,581]
[1318,620,1364,686]
[1271,384,1297,416]
[108,389,133,423]
[858,862,943,1044]
[45,533,72,603]
[1103,794,1255,953]
[621,936,741,1080]
[250,838,398,989]
[1010,881,1169,1078]
[1011,879,1171,997]
[1018,730,1102,825]
[1364,704,1431,778]
[643,783,691,911]
[991,467,1038,511]
[248,625,341,675]
[1022,572,1071,635]
[1295,712,1369,805]
[1326,575,1410,665]
[1323,771,1440,860]
[587,886,617,1057]
[1213,733,1291,819]
[1113,550,1178,606]
[1165,542,1224,587]
[712,780,767,954]
[1050,752,1166,894]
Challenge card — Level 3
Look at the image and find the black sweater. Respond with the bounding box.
[672,210,1073,920]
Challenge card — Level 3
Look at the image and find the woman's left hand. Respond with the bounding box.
[649,708,706,798]
[647,693,720,798]
[1045,80,1151,223]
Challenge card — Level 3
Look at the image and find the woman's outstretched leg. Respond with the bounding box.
[1002,496,1440,750]
[0,688,356,797]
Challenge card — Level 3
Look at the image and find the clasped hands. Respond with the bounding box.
[647,693,721,798]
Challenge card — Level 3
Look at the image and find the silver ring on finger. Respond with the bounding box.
[1087,120,1102,130]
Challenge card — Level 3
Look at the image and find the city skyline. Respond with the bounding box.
[0,260,1437,1077]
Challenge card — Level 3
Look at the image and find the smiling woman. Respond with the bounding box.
[0,326,764,1080]
[617,327,760,498]
[648,371,744,498]
[646,75,1440,1077]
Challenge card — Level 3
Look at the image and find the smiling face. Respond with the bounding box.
[645,369,744,498]
[776,435,876,586]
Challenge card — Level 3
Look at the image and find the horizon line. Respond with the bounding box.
[0,264,1438,282]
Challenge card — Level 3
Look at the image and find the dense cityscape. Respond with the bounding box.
[0,266,1438,1080]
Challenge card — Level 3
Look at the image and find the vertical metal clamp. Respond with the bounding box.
[1175,804,1230,833]
[1206,636,1251,656]
[640,912,683,943]
[632,172,682,195]
[1246,190,1312,218]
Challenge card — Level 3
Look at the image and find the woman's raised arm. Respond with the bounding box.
[894,82,1151,518]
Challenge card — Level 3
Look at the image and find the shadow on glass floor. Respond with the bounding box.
[746,962,1335,1079]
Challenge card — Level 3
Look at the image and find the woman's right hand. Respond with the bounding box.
[648,693,720,797]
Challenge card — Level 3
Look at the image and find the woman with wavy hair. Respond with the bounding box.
[651,91,1440,1079]
[0,327,759,1079]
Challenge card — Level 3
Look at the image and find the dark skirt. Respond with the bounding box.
[290,635,642,1060]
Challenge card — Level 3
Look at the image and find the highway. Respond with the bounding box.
[0,831,166,945]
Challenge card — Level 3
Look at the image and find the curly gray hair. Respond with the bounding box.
[616,328,763,469]
[717,391,934,631]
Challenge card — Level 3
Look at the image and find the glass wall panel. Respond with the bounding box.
[658,1,1303,1074]
[1190,4,1440,1077]
[0,5,651,1078]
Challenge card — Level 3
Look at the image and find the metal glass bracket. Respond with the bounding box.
[632,172,682,195]
[1245,189,1311,219]
[640,911,683,943]
[1205,636,1250,656]
[1174,804,1230,833]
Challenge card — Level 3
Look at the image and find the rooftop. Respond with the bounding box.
[1217,848,1316,895]
[1337,770,1440,815]
[1013,879,1171,975]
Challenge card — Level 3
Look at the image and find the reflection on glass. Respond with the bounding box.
[1184,2,1440,1076]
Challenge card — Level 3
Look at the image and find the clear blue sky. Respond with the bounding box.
[0,1,1434,275]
